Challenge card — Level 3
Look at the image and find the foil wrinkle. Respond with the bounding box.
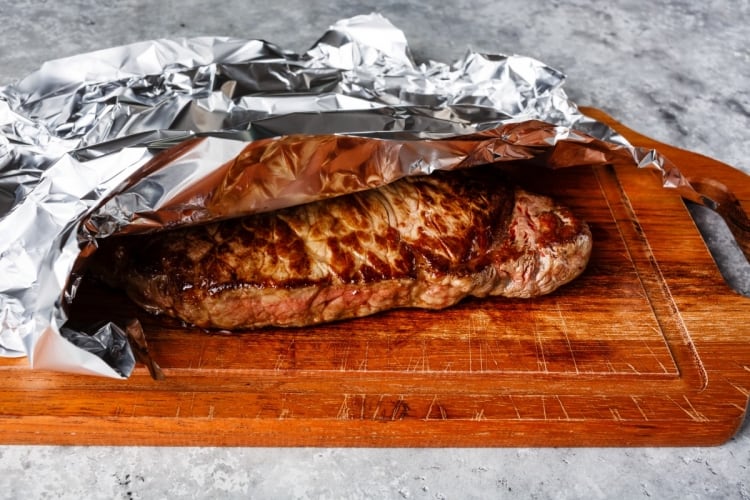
[0,13,691,378]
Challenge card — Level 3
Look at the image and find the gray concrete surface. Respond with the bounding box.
[1,1,749,498]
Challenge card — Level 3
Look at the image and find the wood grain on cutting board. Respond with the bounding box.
[0,108,748,446]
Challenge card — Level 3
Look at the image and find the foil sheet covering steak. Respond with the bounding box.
[90,167,592,329]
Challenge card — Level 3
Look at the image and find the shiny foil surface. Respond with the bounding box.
[0,14,692,378]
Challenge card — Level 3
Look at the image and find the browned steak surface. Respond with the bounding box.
[90,167,592,329]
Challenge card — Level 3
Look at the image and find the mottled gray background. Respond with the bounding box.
[1,1,749,498]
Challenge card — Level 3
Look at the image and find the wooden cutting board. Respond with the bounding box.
[1,108,749,447]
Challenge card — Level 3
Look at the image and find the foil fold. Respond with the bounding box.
[0,13,692,378]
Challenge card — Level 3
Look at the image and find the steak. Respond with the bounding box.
[90,167,592,330]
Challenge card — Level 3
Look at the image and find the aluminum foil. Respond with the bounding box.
[0,13,697,378]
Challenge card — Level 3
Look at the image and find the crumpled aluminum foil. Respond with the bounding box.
[0,13,696,378]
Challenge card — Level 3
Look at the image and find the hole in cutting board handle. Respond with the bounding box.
[684,176,750,296]
[578,106,750,297]
[689,177,750,259]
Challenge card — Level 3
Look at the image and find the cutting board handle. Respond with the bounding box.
[688,177,750,259]
[580,107,750,263]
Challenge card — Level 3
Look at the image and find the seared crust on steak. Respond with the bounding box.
[90,167,592,329]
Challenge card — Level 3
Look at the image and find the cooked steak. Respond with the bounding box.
[90,167,592,329]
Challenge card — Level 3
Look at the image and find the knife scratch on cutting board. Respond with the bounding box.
[337,394,350,420]
[358,341,369,371]
[556,395,570,421]
[730,382,749,398]
[424,395,437,421]
[390,396,409,420]
[630,396,649,421]
[336,394,367,420]
[407,339,430,372]
[644,337,670,374]
[533,313,548,374]
[669,395,709,422]
[555,301,579,375]
[274,354,286,372]
[626,363,641,375]
[371,394,385,420]
[278,394,290,420]
[468,311,491,373]
[504,395,519,420]
[339,340,351,371]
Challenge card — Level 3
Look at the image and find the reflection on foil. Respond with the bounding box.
[0,13,689,378]
[61,322,135,378]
